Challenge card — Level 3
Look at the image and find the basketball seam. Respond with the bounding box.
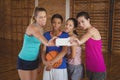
[49,53,55,59]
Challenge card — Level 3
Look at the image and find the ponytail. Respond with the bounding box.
[30,9,36,24]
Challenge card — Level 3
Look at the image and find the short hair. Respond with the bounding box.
[51,14,63,23]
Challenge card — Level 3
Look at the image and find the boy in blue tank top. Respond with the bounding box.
[41,14,69,80]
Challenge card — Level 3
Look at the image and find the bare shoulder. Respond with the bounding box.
[28,24,37,29]
[26,24,37,35]
[88,27,98,34]
[89,27,101,39]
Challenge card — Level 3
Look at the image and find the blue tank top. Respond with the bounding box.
[44,31,69,69]
[18,34,41,61]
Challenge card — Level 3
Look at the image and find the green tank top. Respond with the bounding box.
[18,34,41,61]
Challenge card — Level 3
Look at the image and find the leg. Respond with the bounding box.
[53,68,68,80]
[93,72,106,80]
[43,67,53,80]
[86,70,93,80]
[67,64,74,80]
[31,68,38,80]
[18,70,32,80]
[69,64,83,80]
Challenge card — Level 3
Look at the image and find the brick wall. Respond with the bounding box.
[0,0,66,40]
[39,0,66,32]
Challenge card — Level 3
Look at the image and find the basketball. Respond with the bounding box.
[45,51,62,68]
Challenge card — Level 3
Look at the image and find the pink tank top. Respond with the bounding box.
[85,38,106,72]
[67,46,82,65]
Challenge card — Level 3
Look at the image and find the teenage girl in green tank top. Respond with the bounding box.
[17,7,56,80]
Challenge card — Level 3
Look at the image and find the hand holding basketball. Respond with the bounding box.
[46,51,62,68]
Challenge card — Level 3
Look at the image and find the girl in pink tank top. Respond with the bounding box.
[70,12,106,80]
[65,18,84,80]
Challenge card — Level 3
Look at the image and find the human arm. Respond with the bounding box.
[71,28,96,45]
[26,25,56,46]
[41,44,52,67]
[50,46,67,65]
[70,46,76,58]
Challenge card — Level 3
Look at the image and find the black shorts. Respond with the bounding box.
[86,70,106,80]
[17,57,39,70]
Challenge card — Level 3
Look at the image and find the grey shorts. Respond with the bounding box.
[67,64,84,80]
[86,70,106,80]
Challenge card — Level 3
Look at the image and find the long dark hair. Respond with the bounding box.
[67,18,78,35]
[76,11,90,20]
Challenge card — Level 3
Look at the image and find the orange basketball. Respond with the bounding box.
[45,51,62,68]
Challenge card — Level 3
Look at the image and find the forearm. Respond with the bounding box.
[71,46,76,58]
[38,36,48,46]
[41,52,46,63]
[52,47,67,64]
[52,52,66,64]
[78,31,93,45]
[71,52,76,58]
[41,45,47,64]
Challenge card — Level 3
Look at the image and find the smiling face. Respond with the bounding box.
[65,20,74,33]
[77,16,90,30]
[51,18,62,31]
[35,11,47,27]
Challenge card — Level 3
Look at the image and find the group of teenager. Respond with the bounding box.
[17,7,106,80]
